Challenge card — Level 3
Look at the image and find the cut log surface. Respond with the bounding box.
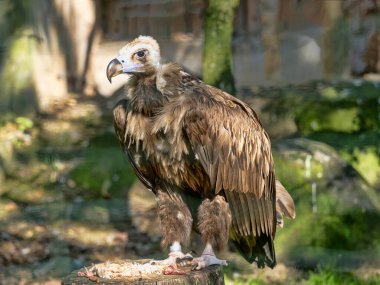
[61,259,225,285]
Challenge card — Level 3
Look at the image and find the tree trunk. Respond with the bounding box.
[322,1,351,79]
[260,0,281,81]
[0,0,100,114]
[51,0,100,95]
[31,0,69,113]
[203,0,239,95]
[0,0,38,114]
[31,0,100,113]
[61,260,225,285]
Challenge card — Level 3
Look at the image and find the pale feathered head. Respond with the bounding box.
[106,36,161,82]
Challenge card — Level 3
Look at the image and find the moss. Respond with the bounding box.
[307,132,380,186]
[296,106,360,134]
[0,28,36,114]
[203,0,239,94]
[342,148,380,186]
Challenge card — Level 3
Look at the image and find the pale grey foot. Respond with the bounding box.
[149,242,193,274]
[192,243,228,270]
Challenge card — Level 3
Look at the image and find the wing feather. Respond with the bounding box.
[113,99,155,191]
[182,85,276,240]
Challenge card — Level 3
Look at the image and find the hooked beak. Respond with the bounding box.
[106,57,145,83]
[106,58,123,83]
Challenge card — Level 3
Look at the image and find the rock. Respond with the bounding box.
[0,231,50,266]
[273,138,380,267]
[274,138,380,212]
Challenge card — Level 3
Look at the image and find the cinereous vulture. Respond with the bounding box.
[106,36,295,271]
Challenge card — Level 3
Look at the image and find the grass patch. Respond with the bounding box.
[224,268,380,285]
[308,268,380,285]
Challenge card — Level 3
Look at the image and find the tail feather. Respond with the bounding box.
[275,180,296,228]
[232,234,276,268]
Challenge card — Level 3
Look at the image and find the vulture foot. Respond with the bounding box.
[191,254,227,270]
[191,242,227,270]
[150,251,193,275]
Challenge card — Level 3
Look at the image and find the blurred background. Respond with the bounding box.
[0,0,380,284]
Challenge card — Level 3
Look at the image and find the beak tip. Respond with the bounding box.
[106,58,122,84]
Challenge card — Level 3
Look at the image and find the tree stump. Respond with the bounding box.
[61,259,225,285]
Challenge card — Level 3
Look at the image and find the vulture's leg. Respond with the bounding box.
[192,195,231,270]
[151,189,193,272]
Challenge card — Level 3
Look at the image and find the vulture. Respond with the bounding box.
[106,36,295,271]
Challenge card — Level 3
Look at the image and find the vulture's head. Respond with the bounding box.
[106,36,160,82]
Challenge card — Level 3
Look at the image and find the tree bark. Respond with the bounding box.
[31,0,100,113]
[260,0,281,81]
[61,260,225,285]
[322,1,351,79]
[203,0,239,95]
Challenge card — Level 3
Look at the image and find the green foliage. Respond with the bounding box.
[15,116,33,131]
[309,210,380,250]
[297,106,360,134]
[308,269,380,285]
[70,133,136,198]
[225,268,380,285]
[343,148,380,186]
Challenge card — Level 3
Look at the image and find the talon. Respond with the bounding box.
[177,255,193,263]
[183,253,194,260]
[175,252,194,267]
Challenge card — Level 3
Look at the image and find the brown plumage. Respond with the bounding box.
[197,196,232,251]
[156,188,193,248]
[108,36,295,269]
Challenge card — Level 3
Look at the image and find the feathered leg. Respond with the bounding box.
[152,189,193,272]
[193,195,231,270]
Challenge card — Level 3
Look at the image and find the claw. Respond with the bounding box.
[176,253,194,267]
[150,251,194,275]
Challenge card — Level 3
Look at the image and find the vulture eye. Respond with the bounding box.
[136,50,146,59]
